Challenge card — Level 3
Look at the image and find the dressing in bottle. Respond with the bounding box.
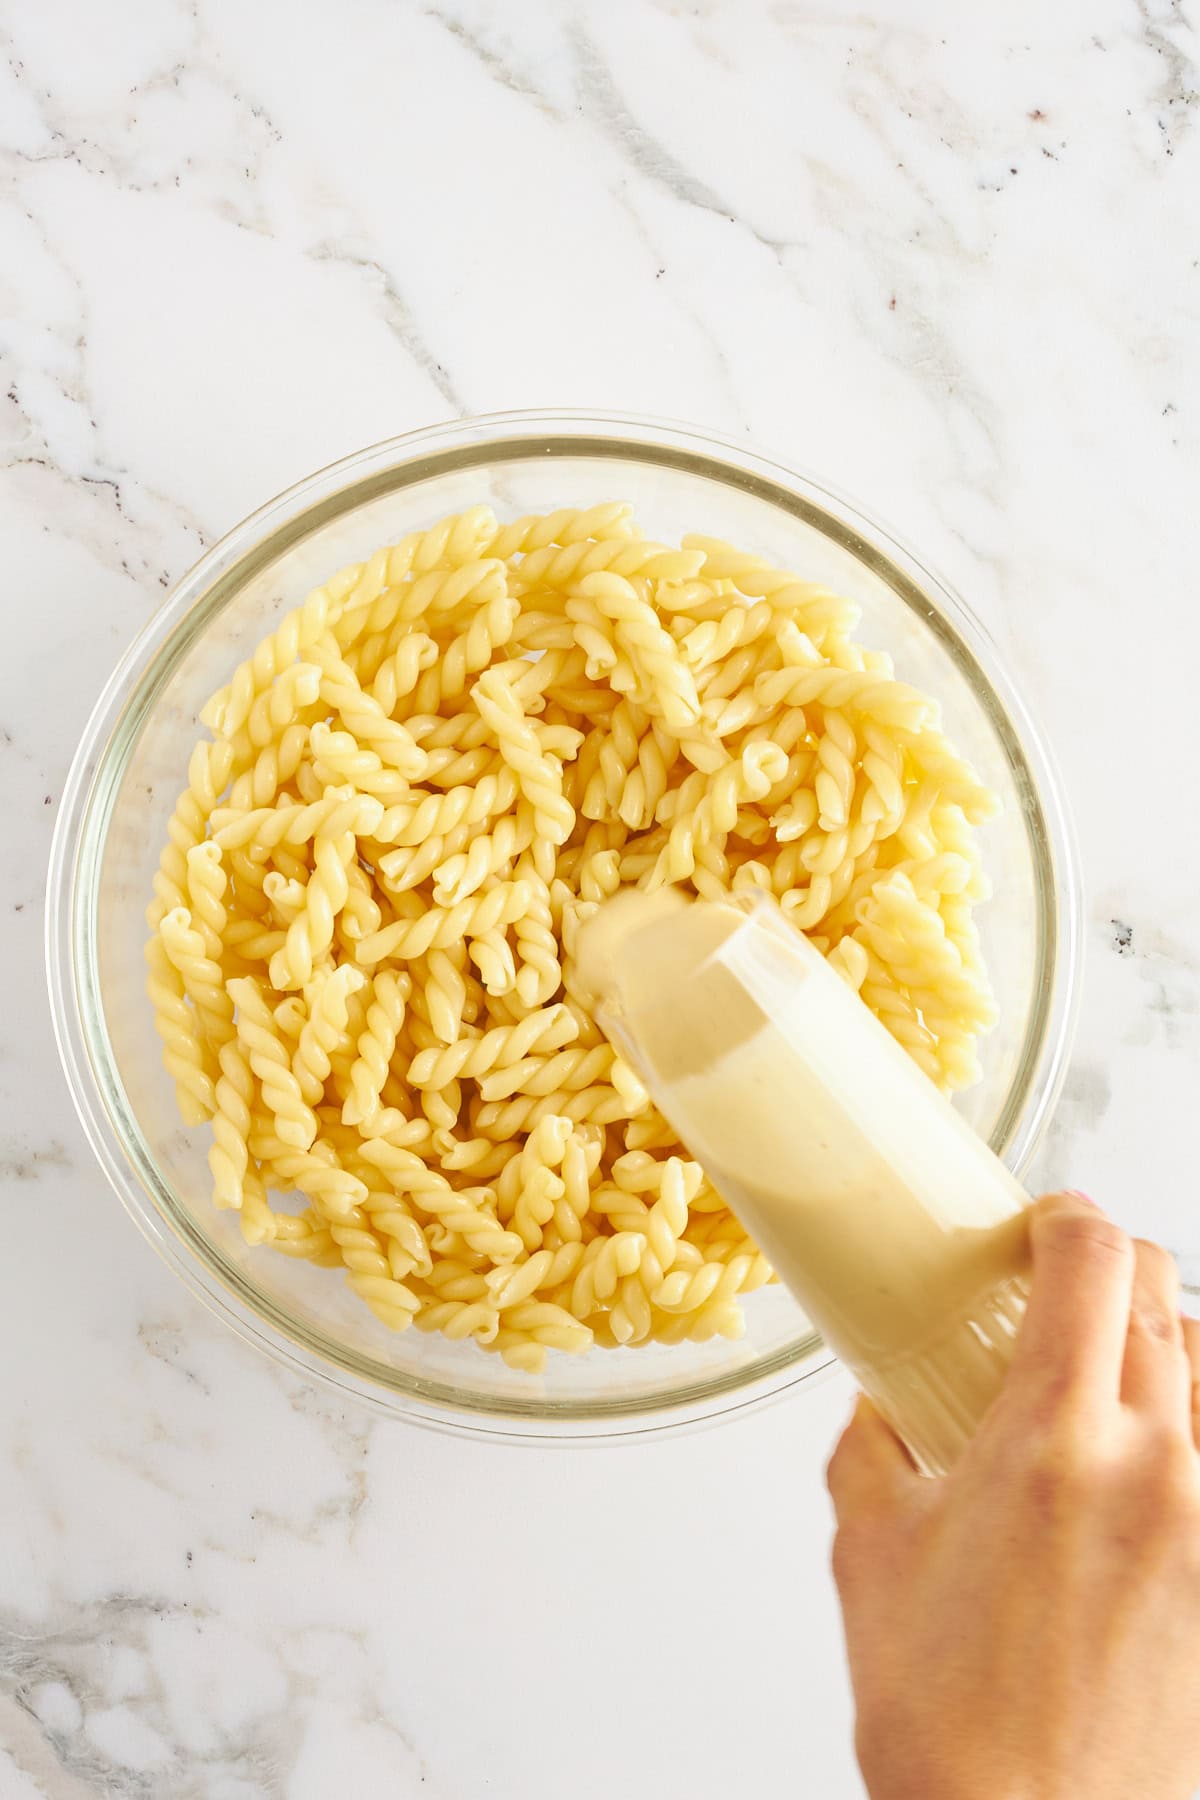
[576,888,1031,1475]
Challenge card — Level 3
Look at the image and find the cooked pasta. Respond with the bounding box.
[147,503,999,1369]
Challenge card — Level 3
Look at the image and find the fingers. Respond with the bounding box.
[1008,1192,1135,1409]
[1120,1238,1187,1418]
[1184,1317,1200,1447]
[827,1393,920,1522]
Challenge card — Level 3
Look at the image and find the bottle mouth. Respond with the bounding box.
[592,888,790,1093]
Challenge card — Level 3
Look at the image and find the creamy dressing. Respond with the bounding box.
[577,888,1032,1474]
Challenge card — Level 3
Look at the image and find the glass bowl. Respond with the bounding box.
[46,411,1081,1440]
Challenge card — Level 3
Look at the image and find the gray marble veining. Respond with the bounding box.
[3,1,1199,1793]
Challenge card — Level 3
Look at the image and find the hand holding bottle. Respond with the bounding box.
[828,1192,1200,1800]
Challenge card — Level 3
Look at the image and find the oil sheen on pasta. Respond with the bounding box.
[578,887,1030,1472]
[146,501,1001,1374]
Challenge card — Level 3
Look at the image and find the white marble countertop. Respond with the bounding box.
[4,2,1200,1794]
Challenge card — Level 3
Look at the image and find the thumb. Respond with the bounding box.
[826,1393,919,1520]
[1007,1190,1134,1405]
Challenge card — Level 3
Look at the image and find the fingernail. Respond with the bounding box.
[1039,1189,1096,1209]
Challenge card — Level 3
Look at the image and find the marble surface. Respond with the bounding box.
[4,0,1200,1793]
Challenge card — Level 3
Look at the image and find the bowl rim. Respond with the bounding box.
[45,407,1083,1439]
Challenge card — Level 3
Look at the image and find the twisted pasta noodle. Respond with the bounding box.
[410,593,520,713]
[149,736,237,928]
[145,929,215,1123]
[483,1242,582,1311]
[827,934,871,991]
[576,698,664,828]
[509,534,704,595]
[263,872,306,926]
[591,1155,700,1331]
[856,952,943,1083]
[422,945,469,1045]
[682,536,856,641]
[487,1299,592,1368]
[209,1037,254,1211]
[506,1114,573,1252]
[472,1083,637,1142]
[677,597,775,673]
[813,709,857,830]
[754,664,935,729]
[477,1043,615,1104]
[273,993,308,1045]
[345,516,501,652]
[341,970,411,1128]
[329,1210,422,1328]
[236,1165,279,1247]
[372,768,520,857]
[857,874,995,1020]
[339,858,383,945]
[357,1136,523,1262]
[293,963,367,1106]
[483,500,636,563]
[223,917,286,964]
[510,858,560,1008]
[567,1229,648,1319]
[406,1003,577,1091]
[226,720,311,813]
[213,787,384,851]
[551,1124,604,1243]
[896,728,998,824]
[229,661,323,762]
[248,1129,368,1219]
[229,976,319,1151]
[649,741,788,888]
[150,499,999,1367]
[859,722,907,835]
[376,819,474,896]
[413,1297,500,1345]
[360,1192,434,1281]
[770,786,819,844]
[185,842,228,966]
[467,927,516,996]
[308,723,415,803]
[267,833,355,992]
[431,805,535,906]
[309,637,426,776]
[159,905,235,1057]
[350,558,508,656]
[615,1154,694,1281]
[571,571,701,732]
[471,666,575,845]
[369,632,440,716]
[354,879,531,967]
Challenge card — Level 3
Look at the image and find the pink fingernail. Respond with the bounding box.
[1063,1188,1098,1206]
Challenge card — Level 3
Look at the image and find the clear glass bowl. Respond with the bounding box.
[46,411,1082,1440]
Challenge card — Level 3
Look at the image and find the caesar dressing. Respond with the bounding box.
[577,889,1031,1474]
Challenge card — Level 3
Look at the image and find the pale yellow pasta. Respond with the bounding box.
[572,571,702,732]
[159,906,234,1052]
[341,969,410,1128]
[470,666,575,845]
[209,1037,254,1214]
[148,502,999,1369]
[268,832,354,991]
[145,929,215,1124]
[229,976,319,1151]
[293,964,366,1106]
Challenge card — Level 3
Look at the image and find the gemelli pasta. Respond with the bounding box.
[146,503,998,1369]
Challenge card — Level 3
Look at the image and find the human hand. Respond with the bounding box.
[827,1191,1200,1800]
